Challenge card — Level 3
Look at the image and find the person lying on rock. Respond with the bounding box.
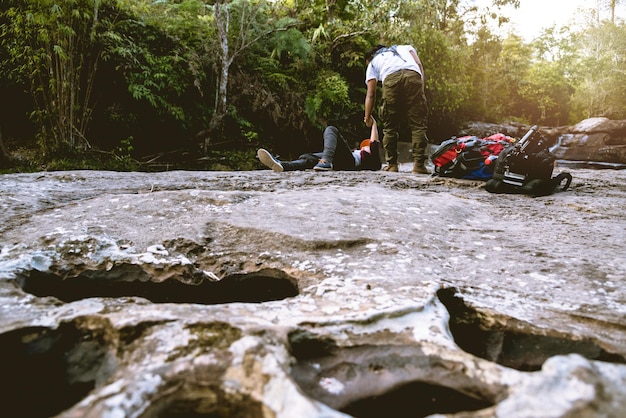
[257,118,381,172]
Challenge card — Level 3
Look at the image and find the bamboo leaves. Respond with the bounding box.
[3,0,109,153]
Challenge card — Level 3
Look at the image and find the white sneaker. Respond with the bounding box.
[257,149,283,172]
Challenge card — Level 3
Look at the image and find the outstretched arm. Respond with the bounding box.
[369,117,379,142]
[364,79,377,127]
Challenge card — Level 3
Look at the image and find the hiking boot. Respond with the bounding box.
[412,162,430,174]
[314,160,333,171]
[382,164,399,172]
[257,149,283,172]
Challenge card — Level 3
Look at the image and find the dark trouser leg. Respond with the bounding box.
[321,126,356,170]
[381,72,403,165]
[405,73,429,164]
[281,153,322,171]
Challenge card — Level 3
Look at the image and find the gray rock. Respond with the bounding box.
[0,167,625,418]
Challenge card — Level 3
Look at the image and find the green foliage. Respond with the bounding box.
[519,61,573,125]
[271,27,311,62]
[100,12,193,125]
[569,21,626,120]
[466,26,505,122]
[1,0,119,154]
[416,30,473,135]
[305,72,355,127]
[2,0,626,171]
[200,149,259,171]
[0,145,139,173]
[494,34,534,121]
[43,152,140,172]
[114,136,135,167]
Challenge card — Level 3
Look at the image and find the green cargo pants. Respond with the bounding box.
[380,69,429,165]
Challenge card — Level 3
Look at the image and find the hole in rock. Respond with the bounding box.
[437,287,626,371]
[288,332,495,417]
[341,381,493,418]
[139,391,265,418]
[0,323,114,418]
[289,329,339,360]
[18,267,299,304]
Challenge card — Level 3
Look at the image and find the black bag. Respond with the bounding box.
[485,125,572,196]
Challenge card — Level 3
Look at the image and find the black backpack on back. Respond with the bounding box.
[485,125,572,196]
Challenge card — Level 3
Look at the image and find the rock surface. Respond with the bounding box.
[0,166,625,418]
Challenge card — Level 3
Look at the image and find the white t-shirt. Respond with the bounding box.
[365,45,422,84]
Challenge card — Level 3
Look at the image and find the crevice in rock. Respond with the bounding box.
[341,380,493,418]
[17,267,299,304]
[139,388,266,418]
[0,322,115,418]
[289,329,339,360]
[288,332,496,417]
[437,287,626,371]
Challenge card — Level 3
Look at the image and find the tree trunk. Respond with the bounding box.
[205,1,231,154]
[610,0,617,24]
[200,1,292,154]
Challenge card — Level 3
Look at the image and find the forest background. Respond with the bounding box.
[0,0,625,171]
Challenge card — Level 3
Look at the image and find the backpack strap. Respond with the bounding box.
[551,172,572,192]
[372,45,407,62]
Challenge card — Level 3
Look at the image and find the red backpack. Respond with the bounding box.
[431,134,513,179]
